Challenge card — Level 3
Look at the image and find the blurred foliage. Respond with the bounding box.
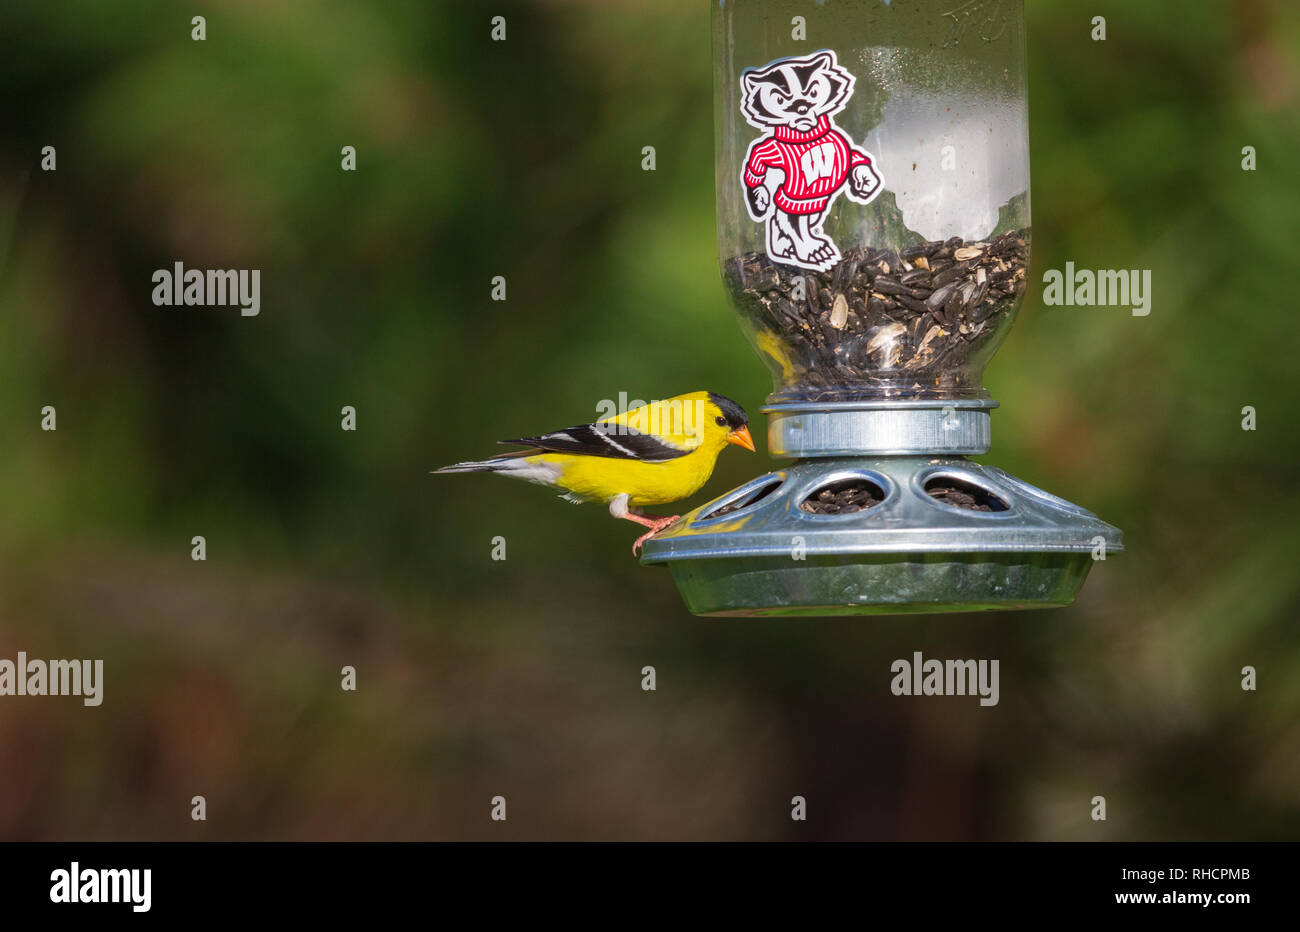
[0,0,1297,839]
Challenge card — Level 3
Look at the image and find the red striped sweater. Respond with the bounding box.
[743,115,872,215]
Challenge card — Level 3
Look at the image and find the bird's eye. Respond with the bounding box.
[715,416,728,427]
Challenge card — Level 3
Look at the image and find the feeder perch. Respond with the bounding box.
[641,0,1122,615]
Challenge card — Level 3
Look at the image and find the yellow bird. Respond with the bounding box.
[434,391,755,553]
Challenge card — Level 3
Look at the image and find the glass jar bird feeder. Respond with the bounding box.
[641,0,1122,615]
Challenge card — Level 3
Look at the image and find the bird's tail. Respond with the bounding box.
[431,449,534,474]
[432,459,506,474]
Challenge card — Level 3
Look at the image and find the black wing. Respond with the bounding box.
[500,423,689,462]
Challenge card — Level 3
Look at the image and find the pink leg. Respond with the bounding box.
[621,511,682,556]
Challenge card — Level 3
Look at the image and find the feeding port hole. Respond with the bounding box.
[924,476,1009,512]
[703,478,782,519]
[800,477,886,515]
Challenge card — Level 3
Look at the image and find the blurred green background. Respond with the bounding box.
[0,0,1297,840]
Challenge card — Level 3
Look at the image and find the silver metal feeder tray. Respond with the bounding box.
[639,456,1123,617]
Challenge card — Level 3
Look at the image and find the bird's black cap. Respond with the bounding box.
[708,392,749,430]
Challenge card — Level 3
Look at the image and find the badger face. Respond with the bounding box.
[740,50,855,133]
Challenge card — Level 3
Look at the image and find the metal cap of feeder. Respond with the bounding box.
[645,0,1124,615]
[764,399,998,457]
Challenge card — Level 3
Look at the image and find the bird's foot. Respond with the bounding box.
[631,515,681,556]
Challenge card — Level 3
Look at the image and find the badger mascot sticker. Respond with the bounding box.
[740,50,883,272]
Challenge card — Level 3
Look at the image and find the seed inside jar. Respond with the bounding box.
[723,229,1030,401]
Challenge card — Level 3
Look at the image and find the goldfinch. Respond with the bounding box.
[434,391,755,553]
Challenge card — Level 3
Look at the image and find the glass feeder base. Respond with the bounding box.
[639,456,1123,617]
[664,552,1095,617]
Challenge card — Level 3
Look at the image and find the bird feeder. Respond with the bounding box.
[641,0,1122,615]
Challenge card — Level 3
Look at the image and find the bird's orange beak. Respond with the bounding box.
[726,425,756,452]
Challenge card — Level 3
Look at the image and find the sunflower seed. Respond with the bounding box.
[898,294,930,315]
[830,293,849,329]
[927,281,959,310]
[932,263,971,288]
[865,321,906,356]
